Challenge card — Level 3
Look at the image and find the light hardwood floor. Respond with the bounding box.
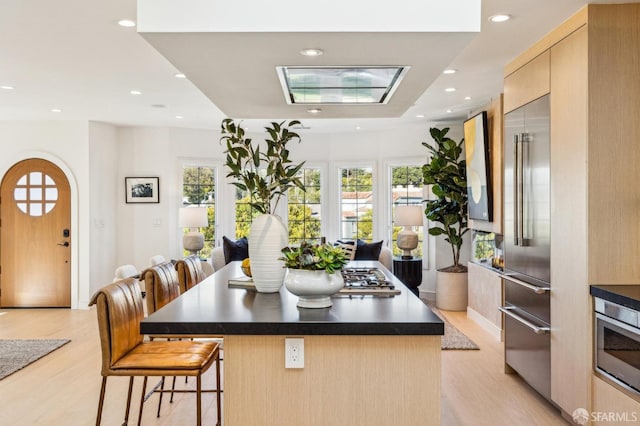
[0,306,567,425]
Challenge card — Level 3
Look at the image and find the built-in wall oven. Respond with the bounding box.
[594,297,640,394]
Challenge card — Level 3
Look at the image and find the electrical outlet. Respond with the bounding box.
[285,337,304,369]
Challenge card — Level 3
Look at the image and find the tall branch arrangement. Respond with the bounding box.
[220,118,306,215]
[422,127,469,271]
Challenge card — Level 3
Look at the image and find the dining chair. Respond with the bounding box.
[149,254,166,266]
[201,260,214,277]
[175,255,207,294]
[113,264,138,282]
[89,278,221,426]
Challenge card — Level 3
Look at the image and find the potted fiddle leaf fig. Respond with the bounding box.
[220,118,306,293]
[422,127,469,311]
[280,242,348,309]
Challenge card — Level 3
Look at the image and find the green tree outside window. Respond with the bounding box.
[182,165,216,258]
[391,165,424,257]
[340,167,373,242]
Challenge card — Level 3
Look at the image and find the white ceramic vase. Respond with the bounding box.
[284,269,345,308]
[248,214,288,293]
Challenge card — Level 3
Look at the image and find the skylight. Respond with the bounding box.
[277,66,409,105]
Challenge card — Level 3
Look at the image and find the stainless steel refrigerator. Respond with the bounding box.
[500,94,552,401]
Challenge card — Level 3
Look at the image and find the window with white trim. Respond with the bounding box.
[339,167,373,241]
[288,168,322,244]
[390,165,424,257]
[182,165,215,258]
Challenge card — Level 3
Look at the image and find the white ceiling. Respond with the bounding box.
[0,0,635,134]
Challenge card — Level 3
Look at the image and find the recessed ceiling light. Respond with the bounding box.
[130,90,142,95]
[307,108,322,114]
[443,69,457,75]
[175,115,184,119]
[445,87,456,92]
[356,126,361,130]
[446,109,453,113]
[416,114,425,118]
[175,73,186,79]
[300,48,324,57]
[51,107,63,113]
[489,14,511,23]
[1,85,14,90]
[118,19,136,27]
[464,96,472,100]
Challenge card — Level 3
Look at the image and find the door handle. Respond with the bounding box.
[57,241,69,247]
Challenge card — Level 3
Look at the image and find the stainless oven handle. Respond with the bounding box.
[499,306,550,335]
[499,273,550,294]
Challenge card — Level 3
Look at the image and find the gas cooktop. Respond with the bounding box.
[339,268,401,296]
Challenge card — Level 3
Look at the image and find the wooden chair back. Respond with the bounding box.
[89,278,145,375]
[141,262,180,315]
[175,255,207,293]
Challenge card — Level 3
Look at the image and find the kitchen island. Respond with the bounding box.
[141,261,444,426]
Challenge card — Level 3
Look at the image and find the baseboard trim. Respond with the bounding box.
[467,306,503,341]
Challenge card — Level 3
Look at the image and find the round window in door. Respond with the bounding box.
[13,172,59,216]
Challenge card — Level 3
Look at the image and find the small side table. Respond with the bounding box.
[393,257,423,296]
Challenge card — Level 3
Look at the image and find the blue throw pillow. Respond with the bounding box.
[354,239,383,261]
[222,236,249,264]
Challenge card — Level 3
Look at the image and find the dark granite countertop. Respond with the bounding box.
[141,261,444,336]
[590,284,640,311]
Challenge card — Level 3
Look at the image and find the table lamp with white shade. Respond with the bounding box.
[179,207,208,256]
[395,205,423,259]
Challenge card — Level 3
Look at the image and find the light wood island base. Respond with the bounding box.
[223,334,441,426]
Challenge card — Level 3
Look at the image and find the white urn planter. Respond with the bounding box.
[435,270,468,311]
[248,214,288,293]
[284,269,345,308]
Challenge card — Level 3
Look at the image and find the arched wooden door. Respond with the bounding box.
[0,159,71,307]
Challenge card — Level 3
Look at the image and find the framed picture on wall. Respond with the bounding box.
[463,111,492,221]
[125,177,160,203]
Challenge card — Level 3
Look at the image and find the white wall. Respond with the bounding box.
[88,122,119,295]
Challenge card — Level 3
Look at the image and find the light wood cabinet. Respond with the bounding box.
[504,3,640,417]
[467,261,502,341]
[503,51,549,113]
[592,375,640,424]
[549,24,590,416]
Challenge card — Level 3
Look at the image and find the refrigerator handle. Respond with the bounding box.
[517,133,526,246]
[521,132,530,246]
[513,134,520,246]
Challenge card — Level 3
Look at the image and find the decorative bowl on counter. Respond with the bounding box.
[284,269,344,308]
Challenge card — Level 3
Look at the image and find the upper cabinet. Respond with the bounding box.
[504,51,550,113]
